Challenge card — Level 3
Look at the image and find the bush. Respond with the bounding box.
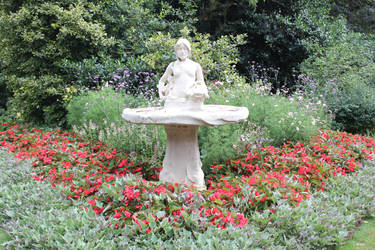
[329,83,375,133]
[62,56,126,89]
[205,82,329,145]
[196,1,310,90]
[300,33,375,89]
[0,72,9,110]
[198,121,253,168]
[0,0,198,126]
[0,0,115,126]
[331,0,375,34]
[67,81,329,167]
[196,82,330,167]
[299,35,375,134]
[295,1,375,134]
[142,27,247,86]
[98,0,198,56]
[67,87,166,161]
[6,75,71,127]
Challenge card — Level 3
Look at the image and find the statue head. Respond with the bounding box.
[174,38,191,60]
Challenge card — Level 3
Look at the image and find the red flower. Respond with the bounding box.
[88,199,96,206]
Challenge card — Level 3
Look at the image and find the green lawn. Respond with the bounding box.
[0,228,11,250]
[339,217,375,250]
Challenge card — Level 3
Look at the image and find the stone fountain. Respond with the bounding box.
[122,38,248,190]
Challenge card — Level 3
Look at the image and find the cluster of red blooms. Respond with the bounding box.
[1,123,374,232]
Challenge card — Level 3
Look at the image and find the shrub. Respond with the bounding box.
[329,83,375,133]
[196,1,310,89]
[67,81,329,167]
[141,27,247,86]
[0,72,9,110]
[300,32,375,89]
[198,121,256,168]
[62,56,126,89]
[6,75,72,127]
[0,0,115,125]
[98,0,198,56]
[204,83,330,146]
[0,0,198,126]
[67,87,166,161]
[300,74,375,134]
[296,3,375,134]
[62,55,159,96]
[294,0,351,51]
[331,0,375,34]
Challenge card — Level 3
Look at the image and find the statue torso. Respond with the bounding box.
[168,59,197,99]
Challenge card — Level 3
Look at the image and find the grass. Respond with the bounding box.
[339,217,375,250]
[0,228,11,250]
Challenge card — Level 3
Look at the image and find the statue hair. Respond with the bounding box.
[174,38,191,53]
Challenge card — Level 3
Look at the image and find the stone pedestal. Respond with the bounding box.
[159,125,205,190]
[122,105,249,190]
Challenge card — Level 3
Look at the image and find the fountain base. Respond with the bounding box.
[159,125,205,190]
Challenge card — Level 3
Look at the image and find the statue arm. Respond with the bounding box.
[195,63,205,85]
[158,63,173,99]
[195,64,209,98]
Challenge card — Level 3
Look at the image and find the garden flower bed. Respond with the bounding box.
[1,123,374,233]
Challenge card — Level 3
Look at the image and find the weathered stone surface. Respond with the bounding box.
[122,38,248,190]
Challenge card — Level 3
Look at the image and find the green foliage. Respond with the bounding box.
[226,12,308,89]
[66,82,329,167]
[6,75,71,127]
[296,0,375,134]
[1,148,375,248]
[294,0,350,54]
[62,56,126,89]
[329,83,375,134]
[197,0,310,90]
[0,0,115,126]
[199,122,248,167]
[339,217,375,249]
[197,83,330,167]
[63,55,159,99]
[142,27,247,85]
[67,87,129,129]
[0,149,120,249]
[331,0,375,34]
[98,0,198,56]
[0,72,9,110]
[0,0,199,126]
[0,1,114,77]
[206,83,329,146]
[300,33,375,88]
[67,87,166,161]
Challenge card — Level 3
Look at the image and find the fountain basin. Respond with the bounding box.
[122,104,249,126]
[122,104,249,190]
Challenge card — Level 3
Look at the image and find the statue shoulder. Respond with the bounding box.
[164,61,176,73]
[167,61,175,69]
[193,61,203,71]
